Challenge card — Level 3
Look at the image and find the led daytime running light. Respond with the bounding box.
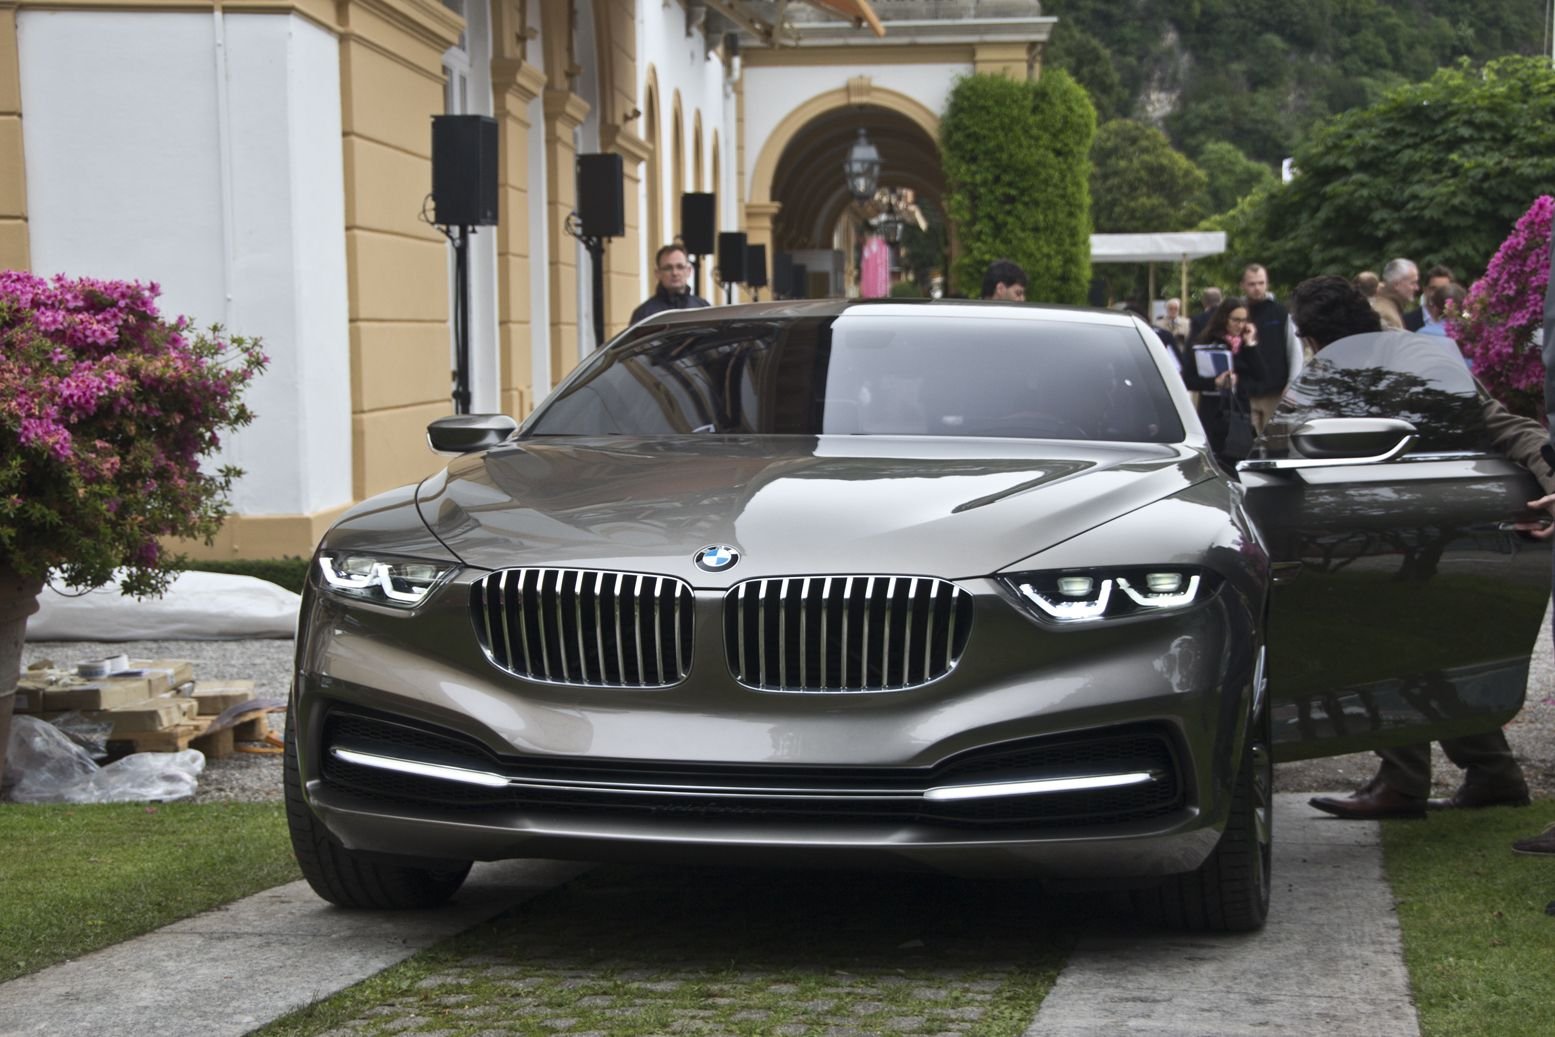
[318,556,447,605]
[1117,574,1202,609]
[1019,578,1113,622]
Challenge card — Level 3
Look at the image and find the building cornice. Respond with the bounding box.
[742,15,1054,50]
[492,57,547,105]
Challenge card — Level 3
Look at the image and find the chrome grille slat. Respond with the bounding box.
[471,568,693,688]
[724,575,971,694]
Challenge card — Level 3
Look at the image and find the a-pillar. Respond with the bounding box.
[491,57,548,418]
[544,87,589,386]
[743,201,781,297]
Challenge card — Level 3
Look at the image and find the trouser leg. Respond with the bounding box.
[1373,744,1431,799]
[1440,729,1526,792]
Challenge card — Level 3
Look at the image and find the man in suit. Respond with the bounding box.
[1291,276,1549,820]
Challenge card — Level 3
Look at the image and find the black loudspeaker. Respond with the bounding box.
[745,244,768,288]
[773,251,795,297]
[717,232,748,283]
[576,153,625,238]
[680,193,716,255]
[431,115,499,226]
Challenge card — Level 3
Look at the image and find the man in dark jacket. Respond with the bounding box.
[1239,264,1297,432]
[630,244,710,325]
[1290,276,1553,821]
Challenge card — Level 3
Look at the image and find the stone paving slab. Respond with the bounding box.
[0,860,586,1037]
[1025,794,1419,1037]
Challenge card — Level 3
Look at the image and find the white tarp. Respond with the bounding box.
[27,570,300,641]
[1090,232,1228,263]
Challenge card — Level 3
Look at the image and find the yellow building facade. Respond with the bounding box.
[0,0,1051,559]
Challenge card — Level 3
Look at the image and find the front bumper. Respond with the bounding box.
[292,568,1260,879]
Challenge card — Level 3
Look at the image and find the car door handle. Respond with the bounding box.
[1271,561,1302,584]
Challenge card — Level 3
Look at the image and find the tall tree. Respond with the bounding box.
[1197,141,1277,215]
[1090,119,1207,233]
[1256,56,1555,284]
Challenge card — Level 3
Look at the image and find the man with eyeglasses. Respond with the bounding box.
[631,244,711,325]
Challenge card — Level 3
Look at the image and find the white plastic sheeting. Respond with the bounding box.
[3,715,205,803]
[27,570,300,641]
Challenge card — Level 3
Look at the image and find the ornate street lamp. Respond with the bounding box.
[843,128,880,201]
[872,209,905,243]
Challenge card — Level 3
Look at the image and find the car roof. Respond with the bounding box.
[633,298,1140,329]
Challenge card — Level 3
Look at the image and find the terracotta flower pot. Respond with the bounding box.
[0,567,43,796]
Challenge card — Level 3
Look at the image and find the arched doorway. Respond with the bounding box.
[750,85,944,298]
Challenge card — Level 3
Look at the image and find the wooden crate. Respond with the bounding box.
[106,709,272,760]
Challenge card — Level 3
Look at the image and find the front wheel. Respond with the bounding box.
[283,714,472,909]
[1135,712,1273,932]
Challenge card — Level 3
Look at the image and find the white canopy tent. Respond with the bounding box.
[1089,231,1228,310]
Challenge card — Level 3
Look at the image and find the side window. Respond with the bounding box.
[1262,331,1486,457]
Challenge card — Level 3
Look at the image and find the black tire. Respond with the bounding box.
[1135,710,1273,932]
[283,714,472,909]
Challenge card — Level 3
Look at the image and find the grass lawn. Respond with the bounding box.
[0,801,299,983]
[1384,801,1555,1037]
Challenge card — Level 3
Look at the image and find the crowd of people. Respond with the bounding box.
[975,253,1555,862]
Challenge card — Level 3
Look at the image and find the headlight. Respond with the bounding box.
[1002,567,1218,624]
[316,552,459,608]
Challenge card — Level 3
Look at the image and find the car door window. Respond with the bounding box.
[1260,331,1486,457]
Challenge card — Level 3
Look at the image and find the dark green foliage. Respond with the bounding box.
[888,280,925,298]
[898,196,948,292]
[1043,0,1545,165]
[1044,20,1129,123]
[1254,57,1555,285]
[1090,119,1207,233]
[181,556,311,594]
[1196,142,1278,216]
[942,73,1095,304]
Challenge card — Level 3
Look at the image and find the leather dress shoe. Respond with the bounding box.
[1309,786,1427,820]
[1427,784,1531,811]
[1512,823,1555,856]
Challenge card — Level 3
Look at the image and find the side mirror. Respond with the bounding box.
[426,414,518,454]
[1239,417,1416,473]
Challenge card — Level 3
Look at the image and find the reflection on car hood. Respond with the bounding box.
[416,435,1214,582]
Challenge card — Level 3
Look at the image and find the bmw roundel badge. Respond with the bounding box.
[694,544,740,572]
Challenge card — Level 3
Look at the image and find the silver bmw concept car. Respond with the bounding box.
[286,300,1549,931]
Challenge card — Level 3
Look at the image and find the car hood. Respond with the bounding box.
[416,435,1215,583]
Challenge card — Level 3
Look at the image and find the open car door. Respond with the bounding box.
[1239,331,1551,762]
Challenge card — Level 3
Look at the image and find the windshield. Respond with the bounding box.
[525,313,1184,442]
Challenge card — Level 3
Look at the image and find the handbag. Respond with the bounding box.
[1222,392,1256,460]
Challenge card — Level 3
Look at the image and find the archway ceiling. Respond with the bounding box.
[771,104,942,251]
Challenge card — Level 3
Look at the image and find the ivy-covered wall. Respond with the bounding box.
[942,72,1096,304]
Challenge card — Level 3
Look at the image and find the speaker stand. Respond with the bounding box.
[565,213,609,350]
[447,224,474,414]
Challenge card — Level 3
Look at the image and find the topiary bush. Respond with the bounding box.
[942,72,1095,304]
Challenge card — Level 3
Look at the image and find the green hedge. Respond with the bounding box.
[179,556,310,595]
[942,72,1095,303]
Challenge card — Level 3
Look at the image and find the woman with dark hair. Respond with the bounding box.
[1181,297,1266,463]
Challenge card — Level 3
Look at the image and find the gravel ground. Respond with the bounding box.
[20,603,1555,804]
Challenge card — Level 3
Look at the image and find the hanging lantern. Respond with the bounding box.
[843,129,881,201]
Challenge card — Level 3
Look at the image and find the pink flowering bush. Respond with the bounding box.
[1450,195,1553,420]
[0,271,267,597]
